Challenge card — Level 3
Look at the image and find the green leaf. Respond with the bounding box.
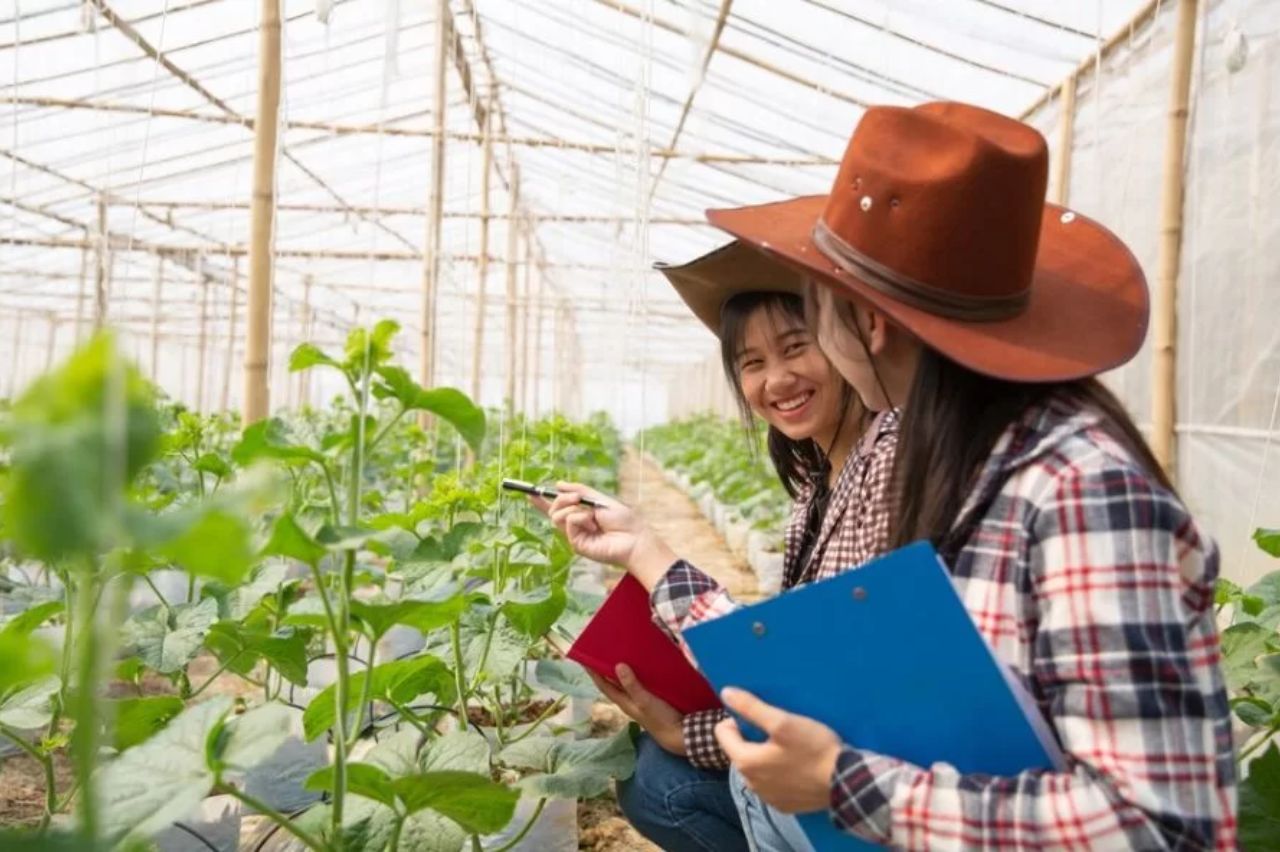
[501,586,567,639]
[120,598,219,674]
[192,452,231,479]
[511,726,637,799]
[534,659,602,700]
[305,762,398,809]
[496,737,559,772]
[1240,743,1280,851]
[464,621,530,684]
[109,695,184,751]
[372,367,485,454]
[0,600,64,638]
[203,621,310,686]
[289,342,343,374]
[96,697,231,842]
[1221,622,1274,693]
[153,508,256,586]
[262,512,327,566]
[303,656,455,741]
[315,523,381,552]
[391,771,519,834]
[345,320,401,370]
[213,701,294,773]
[1233,695,1278,728]
[231,418,324,467]
[1,334,161,562]
[218,562,291,621]
[421,730,490,775]
[1249,571,1280,609]
[350,589,467,639]
[1255,529,1280,559]
[0,675,61,730]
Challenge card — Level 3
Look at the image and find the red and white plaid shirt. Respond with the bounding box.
[653,410,900,769]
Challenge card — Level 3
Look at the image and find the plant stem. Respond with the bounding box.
[502,698,567,747]
[69,572,101,842]
[320,462,342,524]
[488,798,548,852]
[216,782,328,852]
[188,652,242,699]
[0,724,56,830]
[346,638,377,749]
[388,816,405,852]
[330,553,355,846]
[141,573,175,620]
[450,621,470,727]
[470,836,483,852]
[466,615,497,695]
[369,408,408,454]
[1239,724,1280,762]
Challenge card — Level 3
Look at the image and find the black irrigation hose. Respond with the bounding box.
[171,820,225,852]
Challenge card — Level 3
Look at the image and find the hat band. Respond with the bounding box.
[811,220,1029,321]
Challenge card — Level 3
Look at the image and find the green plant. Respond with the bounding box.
[0,322,634,851]
[1216,527,1280,850]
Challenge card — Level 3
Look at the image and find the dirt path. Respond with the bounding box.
[579,447,754,852]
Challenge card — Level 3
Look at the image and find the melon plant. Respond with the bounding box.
[0,322,633,851]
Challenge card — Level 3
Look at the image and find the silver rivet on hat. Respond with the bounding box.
[1060,211,1076,224]
[751,621,766,637]
[860,196,873,212]
[852,587,867,601]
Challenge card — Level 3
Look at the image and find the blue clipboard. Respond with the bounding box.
[682,541,1064,850]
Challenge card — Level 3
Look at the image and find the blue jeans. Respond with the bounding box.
[616,733,750,852]
[728,765,816,852]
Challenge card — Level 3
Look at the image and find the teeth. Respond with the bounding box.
[775,392,812,412]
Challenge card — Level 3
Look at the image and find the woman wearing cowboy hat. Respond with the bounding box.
[548,102,1235,850]
[576,243,899,852]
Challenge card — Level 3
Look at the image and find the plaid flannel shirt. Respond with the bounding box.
[657,411,900,769]
[829,397,1237,850]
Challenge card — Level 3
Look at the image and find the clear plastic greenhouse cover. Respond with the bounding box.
[3,0,1279,579]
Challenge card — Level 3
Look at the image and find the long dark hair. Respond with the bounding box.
[719,291,862,497]
[891,348,1175,553]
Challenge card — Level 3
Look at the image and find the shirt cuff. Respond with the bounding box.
[650,559,719,636]
[682,709,731,771]
[829,746,902,845]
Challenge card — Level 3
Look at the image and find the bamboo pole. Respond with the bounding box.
[420,0,449,406]
[520,238,532,413]
[44,313,59,371]
[295,277,312,408]
[149,256,164,381]
[73,240,89,344]
[532,260,545,416]
[7,312,25,398]
[195,258,210,411]
[221,260,240,412]
[1051,74,1078,206]
[504,178,520,413]
[470,96,494,402]
[1151,0,1200,481]
[242,0,282,425]
[93,196,109,329]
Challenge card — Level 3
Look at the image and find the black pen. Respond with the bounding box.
[501,478,606,508]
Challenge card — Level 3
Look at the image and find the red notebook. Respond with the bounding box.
[568,574,722,715]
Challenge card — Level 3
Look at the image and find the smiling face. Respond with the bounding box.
[728,299,844,446]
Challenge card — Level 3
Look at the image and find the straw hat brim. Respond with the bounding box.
[655,240,806,337]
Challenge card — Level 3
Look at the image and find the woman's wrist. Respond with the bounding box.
[627,529,678,590]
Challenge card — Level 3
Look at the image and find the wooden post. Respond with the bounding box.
[73,240,90,344]
[504,177,520,413]
[44,313,59,371]
[221,260,240,412]
[149,255,164,381]
[1052,74,1078,206]
[296,277,312,408]
[1151,0,1199,481]
[242,0,283,425]
[469,94,494,403]
[531,260,544,416]
[195,256,210,411]
[8,311,24,397]
[420,0,450,409]
[520,238,532,413]
[94,196,109,329]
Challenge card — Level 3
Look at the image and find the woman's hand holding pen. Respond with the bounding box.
[529,483,677,590]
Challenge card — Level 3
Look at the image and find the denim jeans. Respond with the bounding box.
[728,765,816,852]
[615,733,750,852]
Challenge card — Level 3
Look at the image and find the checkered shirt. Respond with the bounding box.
[828,396,1237,850]
[656,410,900,770]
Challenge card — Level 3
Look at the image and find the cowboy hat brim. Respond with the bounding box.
[654,240,807,337]
[706,196,1149,382]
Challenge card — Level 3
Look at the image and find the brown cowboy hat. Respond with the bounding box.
[705,102,1149,382]
[655,240,805,337]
